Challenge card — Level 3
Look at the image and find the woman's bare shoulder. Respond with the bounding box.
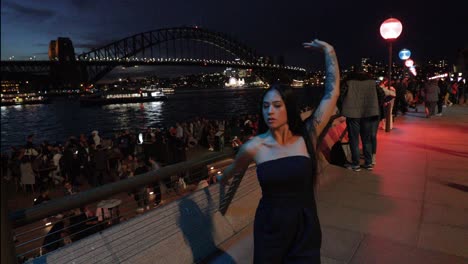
[241,133,269,154]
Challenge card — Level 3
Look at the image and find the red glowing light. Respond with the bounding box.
[380,18,403,40]
[405,59,414,67]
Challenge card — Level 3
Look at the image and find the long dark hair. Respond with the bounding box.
[257,84,304,135]
[258,84,318,187]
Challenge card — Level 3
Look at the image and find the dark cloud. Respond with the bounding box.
[74,42,103,50]
[3,1,55,21]
[70,0,96,10]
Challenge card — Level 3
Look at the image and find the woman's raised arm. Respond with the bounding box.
[303,39,340,137]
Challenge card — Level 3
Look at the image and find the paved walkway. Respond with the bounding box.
[209,105,468,264]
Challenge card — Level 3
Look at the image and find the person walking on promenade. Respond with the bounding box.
[437,79,448,115]
[341,70,380,171]
[394,78,408,116]
[450,81,459,104]
[218,39,339,263]
[423,79,440,118]
[378,79,396,130]
[457,80,466,105]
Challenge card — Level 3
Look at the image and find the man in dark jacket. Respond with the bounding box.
[341,71,380,171]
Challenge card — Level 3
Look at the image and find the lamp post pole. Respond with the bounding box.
[380,17,403,133]
[386,41,393,132]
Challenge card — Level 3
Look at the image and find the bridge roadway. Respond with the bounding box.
[206,105,468,264]
[1,60,304,69]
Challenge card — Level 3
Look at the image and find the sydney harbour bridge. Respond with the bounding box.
[1,27,306,84]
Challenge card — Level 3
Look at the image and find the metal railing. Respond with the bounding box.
[3,150,234,264]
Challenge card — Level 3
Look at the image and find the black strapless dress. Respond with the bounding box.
[254,156,321,263]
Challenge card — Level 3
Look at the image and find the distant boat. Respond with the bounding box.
[1,92,49,106]
[79,88,167,106]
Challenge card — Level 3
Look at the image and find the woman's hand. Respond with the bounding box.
[303,39,335,54]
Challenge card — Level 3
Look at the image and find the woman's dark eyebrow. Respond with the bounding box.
[263,100,282,104]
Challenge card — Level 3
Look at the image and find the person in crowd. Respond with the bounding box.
[68,207,100,242]
[394,78,408,115]
[118,130,131,157]
[231,136,243,153]
[437,79,448,115]
[457,80,466,105]
[42,221,67,254]
[341,69,380,171]
[378,79,396,130]
[68,147,82,186]
[450,81,459,104]
[243,119,254,142]
[175,122,184,140]
[92,144,109,186]
[217,39,339,263]
[423,79,440,118]
[20,147,36,193]
[91,130,101,147]
[77,139,92,185]
[8,148,22,190]
[131,159,150,212]
[373,84,387,165]
[148,156,162,207]
[25,134,35,149]
[63,180,79,196]
[33,187,51,206]
[143,127,154,143]
[118,164,131,180]
[50,145,64,185]
[108,146,122,182]
[121,154,137,173]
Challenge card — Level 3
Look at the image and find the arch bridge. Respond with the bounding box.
[1,27,306,83]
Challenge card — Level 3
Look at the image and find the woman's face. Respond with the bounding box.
[262,89,288,130]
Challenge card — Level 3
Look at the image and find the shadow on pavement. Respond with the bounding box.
[178,188,235,263]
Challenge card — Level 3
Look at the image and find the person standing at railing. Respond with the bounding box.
[148,156,163,207]
[217,39,339,263]
[133,159,150,212]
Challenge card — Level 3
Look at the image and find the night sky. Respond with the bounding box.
[1,0,467,70]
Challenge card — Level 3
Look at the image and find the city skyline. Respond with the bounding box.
[1,0,467,70]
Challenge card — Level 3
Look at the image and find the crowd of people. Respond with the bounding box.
[3,114,271,262]
[0,115,267,195]
[339,71,466,172]
[383,77,466,120]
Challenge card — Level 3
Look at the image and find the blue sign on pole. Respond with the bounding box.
[399,49,411,60]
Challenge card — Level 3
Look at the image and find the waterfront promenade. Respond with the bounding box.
[207,105,468,263]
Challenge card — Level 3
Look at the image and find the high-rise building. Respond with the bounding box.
[48,37,76,61]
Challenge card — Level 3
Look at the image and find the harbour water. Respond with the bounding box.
[1,87,321,152]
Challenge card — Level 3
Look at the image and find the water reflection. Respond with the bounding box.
[0,90,262,152]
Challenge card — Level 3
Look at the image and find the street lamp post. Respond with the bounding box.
[380,18,403,132]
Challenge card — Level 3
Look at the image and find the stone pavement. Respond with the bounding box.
[208,105,468,264]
